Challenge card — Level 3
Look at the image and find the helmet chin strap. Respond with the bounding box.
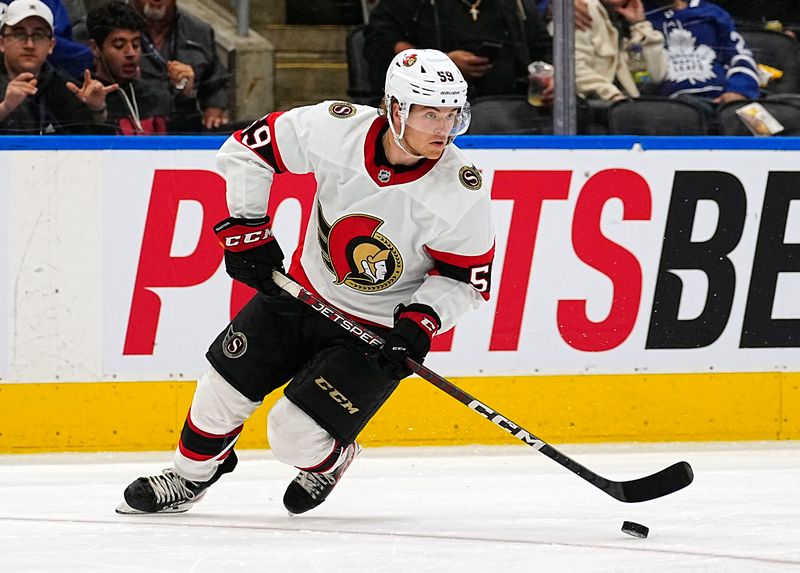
[388,115,426,160]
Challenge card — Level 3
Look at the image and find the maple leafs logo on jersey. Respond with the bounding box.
[665,27,715,85]
[316,201,403,293]
[328,102,357,119]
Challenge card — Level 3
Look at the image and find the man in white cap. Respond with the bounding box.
[0,0,115,133]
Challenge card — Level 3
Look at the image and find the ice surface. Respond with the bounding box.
[1,442,799,572]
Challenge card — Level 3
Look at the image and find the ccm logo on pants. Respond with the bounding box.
[314,377,360,415]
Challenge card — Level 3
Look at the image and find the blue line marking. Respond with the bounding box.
[1,135,800,151]
[0,136,227,151]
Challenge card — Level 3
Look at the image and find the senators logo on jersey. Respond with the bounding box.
[328,102,357,119]
[459,165,482,191]
[222,325,248,359]
[317,202,403,293]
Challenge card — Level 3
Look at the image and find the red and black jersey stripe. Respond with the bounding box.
[234,112,288,173]
[425,243,495,301]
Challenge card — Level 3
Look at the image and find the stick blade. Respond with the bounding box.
[619,461,694,503]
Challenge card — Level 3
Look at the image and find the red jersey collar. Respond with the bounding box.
[364,116,440,187]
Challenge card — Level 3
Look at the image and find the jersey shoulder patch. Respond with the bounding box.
[327,101,358,119]
[458,165,482,191]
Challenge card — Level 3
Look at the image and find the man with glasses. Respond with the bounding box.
[0,0,115,133]
[0,0,94,79]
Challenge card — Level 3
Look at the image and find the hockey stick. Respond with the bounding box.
[272,270,694,503]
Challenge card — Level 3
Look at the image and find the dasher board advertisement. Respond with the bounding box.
[0,153,8,379]
[2,138,799,381]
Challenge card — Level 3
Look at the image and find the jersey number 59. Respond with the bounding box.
[470,264,491,293]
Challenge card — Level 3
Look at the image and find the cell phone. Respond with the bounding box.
[478,41,503,61]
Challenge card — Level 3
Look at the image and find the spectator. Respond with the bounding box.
[648,0,760,114]
[86,1,170,134]
[363,0,553,100]
[575,0,667,101]
[2,0,93,78]
[539,0,594,31]
[0,0,115,134]
[130,0,229,133]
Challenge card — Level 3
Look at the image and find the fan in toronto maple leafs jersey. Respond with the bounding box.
[648,0,760,101]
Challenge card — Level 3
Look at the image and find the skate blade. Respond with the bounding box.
[115,500,191,515]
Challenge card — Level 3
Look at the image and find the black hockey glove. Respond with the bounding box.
[378,303,441,380]
[214,216,285,296]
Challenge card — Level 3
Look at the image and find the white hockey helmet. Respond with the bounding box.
[383,49,471,139]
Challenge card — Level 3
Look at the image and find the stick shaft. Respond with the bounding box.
[272,270,693,503]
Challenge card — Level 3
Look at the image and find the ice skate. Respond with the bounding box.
[283,442,361,515]
[116,450,237,514]
[115,468,206,514]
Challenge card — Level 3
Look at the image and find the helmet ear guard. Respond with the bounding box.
[383,49,471,141]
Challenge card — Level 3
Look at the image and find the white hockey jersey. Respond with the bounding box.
[216,101,495,332]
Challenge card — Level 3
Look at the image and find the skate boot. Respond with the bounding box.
[116,450,237,514]
[283,442,361,515]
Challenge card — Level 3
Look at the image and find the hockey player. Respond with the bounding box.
[116,49,495,516]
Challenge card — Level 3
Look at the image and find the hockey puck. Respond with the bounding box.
[621,521,649,538]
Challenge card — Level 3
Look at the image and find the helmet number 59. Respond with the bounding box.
[437,71,455,82]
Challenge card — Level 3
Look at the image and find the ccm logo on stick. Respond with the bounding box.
[468,400,544,448]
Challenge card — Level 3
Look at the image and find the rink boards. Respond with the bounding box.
[0,135,798,452]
